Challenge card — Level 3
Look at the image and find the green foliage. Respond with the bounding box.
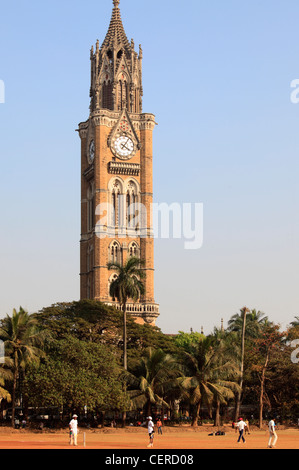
[108,257,146,305]
[1,302,298,424]
[174,331,205,354]
[128,347,183,415]
[23,336,127,413]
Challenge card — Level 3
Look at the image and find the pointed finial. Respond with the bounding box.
[113,0,120,7]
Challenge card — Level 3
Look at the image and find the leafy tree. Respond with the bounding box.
[23,336,127,416]
[248,324,285,427]
[174,331,205,354]
[34,301,179,367]
[35,300,124,344]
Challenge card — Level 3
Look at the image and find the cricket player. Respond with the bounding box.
[147,416,155,448]
[69,414,79,446]
[268,418,278,448]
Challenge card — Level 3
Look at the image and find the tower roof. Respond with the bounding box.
[101,0,131,52]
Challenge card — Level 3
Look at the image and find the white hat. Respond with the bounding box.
[147,416,152,420]
[73,414,78,418]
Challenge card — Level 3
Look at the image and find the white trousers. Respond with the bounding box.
[268,431,277,447]
[70,432,78,446]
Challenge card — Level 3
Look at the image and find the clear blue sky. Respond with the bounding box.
[0,0,298,334]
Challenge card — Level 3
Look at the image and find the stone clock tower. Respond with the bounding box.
[77,0,159,325]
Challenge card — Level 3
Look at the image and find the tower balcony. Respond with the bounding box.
[108,161,140,176]
[106,301,159,325]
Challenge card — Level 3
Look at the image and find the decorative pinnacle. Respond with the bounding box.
[113,0,120,7]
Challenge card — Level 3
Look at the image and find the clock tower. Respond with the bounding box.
[77,0,160,325]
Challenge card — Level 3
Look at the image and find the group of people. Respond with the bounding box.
[69,414,279,448]
[234,417,278,448]
[68,414,163,448]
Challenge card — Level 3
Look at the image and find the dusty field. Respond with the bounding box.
[0,425,297,450]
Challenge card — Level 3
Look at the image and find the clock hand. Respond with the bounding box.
[120,138,131,151]
[121,144,130,151]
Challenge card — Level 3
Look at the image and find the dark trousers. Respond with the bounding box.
[238,430,245,442]
[158,427,162,435]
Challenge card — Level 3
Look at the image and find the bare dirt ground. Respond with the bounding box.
[0,425,297,449]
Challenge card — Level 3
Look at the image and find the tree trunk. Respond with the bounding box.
[123,303,127,371]
[11,367,17,428]
[259,353,269,429]
[122,302,127,428]
[214,399,221,427]
[192,403,200,427]
[101,411,106,428]
[147,401,152,418]
[235,307,249,421]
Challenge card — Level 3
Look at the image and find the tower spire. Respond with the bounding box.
[101,0,130,51]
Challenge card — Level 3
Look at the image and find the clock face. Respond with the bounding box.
[113,136,134,159]
[89,140,95,163]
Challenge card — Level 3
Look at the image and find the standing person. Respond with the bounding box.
[245,419,251,435]
[236,417,247,443]
[147,416,155,448]
[69,414,79,446]
[157,418,162,435]
[268,418,278,448]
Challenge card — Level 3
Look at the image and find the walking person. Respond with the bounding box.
[245,419,251,435]
[157,418,163,435]
[268,418,278,448]
[69,414,79,446]
[147,416,155,448]
[236,417,247,443]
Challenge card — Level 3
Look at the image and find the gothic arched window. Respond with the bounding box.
[109,240,121,264]
[102,80,113,110]
[125,179,140,229]
[118,79,128,110]
[108,178,125,229]
[128,241,139,258]
[108,273,119,301]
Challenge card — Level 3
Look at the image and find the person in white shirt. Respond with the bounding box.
[268,418,277,448]
[147,416,155,448]
[236,417,247,443]
[69,414,79,446]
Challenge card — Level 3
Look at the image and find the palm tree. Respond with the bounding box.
[108,257,146,428]
[181,336,240,427]
[0,307,47,427]
[0,342,13,405]
[129,347,183,418]
[107,256,146,371]
[210,328,241,426]
[290,316,299,327]
[228,307,268,420]
[227,308,268,338]
[0,361,13,406]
